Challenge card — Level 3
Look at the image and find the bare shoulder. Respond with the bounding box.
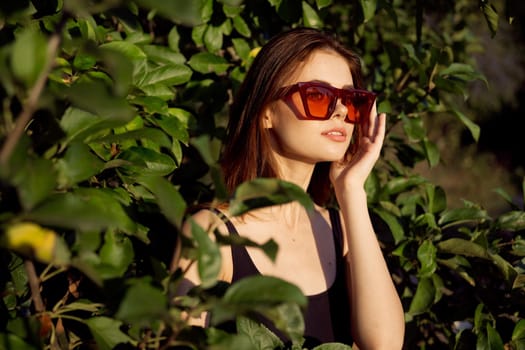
[182,207,230,237]
[180,207,234,282]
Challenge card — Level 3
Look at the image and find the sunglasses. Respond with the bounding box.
[277,82,376,124]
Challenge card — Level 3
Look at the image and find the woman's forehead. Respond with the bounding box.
[283,49,354,87]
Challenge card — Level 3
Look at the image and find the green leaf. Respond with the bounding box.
[190,219,222,289]
[188,52,230,74]
[56,142,104,188]
[11,27,48,87]
[115,280,168,326]
[85,317,135,350]
[66,81,135,122]
[437,238,489,259]
[141,45,186,65]
[425,184,447,214]
[0,333,38,350]
[204,24,224,53]
[99,41,147,61]
[136,63,192,88]
[417,240,437,278]
[438,207,489,227]
[372,207,405,244]
[484,323,505,350]
[402,114,426,141]
[439,63,487,84]
[155,114,190,144]
[217,0,245,5]
[117,146,177,176]
[229,178,314,216]
[512,320,525,342]
[98,231,134,278]
[315,0,332,10]
[233,15,252,38]
[302,1,323,28]
[212,276,307,325]
[384,175,427,195]
[495,211,525,232]
[237,316,285,350]
[232,38,251,62]
[261,303,305,345]
[93,128,172,149]
[138,176,187,227]
[481,3,499,37]
[10,157,56,211]
[359,0,377,22]
[25,189,137,234]
[224,276,307,306]
[407,277,435,316]
[133,0,211,27]
[60,107,133,146]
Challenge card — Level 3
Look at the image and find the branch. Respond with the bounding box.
[0,20,65,166]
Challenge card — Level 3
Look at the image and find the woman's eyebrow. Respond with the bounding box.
[305,79,356,89]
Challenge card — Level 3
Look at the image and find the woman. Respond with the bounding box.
[179,28,405,349]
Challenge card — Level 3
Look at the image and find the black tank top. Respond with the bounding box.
[211,208,353,347]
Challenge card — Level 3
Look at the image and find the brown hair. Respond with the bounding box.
[221,27,366,205]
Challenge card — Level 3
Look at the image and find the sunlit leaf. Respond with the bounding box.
[302,1,323,28]
[188,52,230,74]
[233,15,251,37]
[495,211,525,232]
[229,178,314,216]
[133,0,211,26]
[66,81,135,121]
[85,317,135,350]
[237,316,284,350]
[138,175,186,227]
[438,207,489,227]
[25,189,137,234]
[204,24,224,53]
[117,146,177,176]
[56,142,104,188]
[98,231,134,278]
[115,280,168,326]
[359,0,376,22]
[417,240,437,278]
[136,63,192,88]
[372,207,405,244]
[437,238,488,259]
[190,219,222,289]
[481,3,499,37]
[407,277,435,316]
[10,157,56,211]
[10,27,48,87]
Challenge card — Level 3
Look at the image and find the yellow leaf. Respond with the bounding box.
[5,222,57,263]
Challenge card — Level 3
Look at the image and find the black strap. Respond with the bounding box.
[208,207,239,235]
[328,207,344,257]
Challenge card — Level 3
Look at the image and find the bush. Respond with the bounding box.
[0,0,523,349]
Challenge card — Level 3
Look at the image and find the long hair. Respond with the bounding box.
[221,27,366,205]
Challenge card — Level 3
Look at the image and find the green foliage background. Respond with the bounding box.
[0,0,524,349]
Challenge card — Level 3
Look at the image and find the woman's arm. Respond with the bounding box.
[331,109,405,349]
[175,210,233,327]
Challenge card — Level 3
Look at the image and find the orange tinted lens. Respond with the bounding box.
[305,86,332,118]
[343,91,369,123]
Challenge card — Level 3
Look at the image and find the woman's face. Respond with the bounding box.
[265,49,356,164]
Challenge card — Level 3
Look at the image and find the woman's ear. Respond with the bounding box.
[262,106,273,129]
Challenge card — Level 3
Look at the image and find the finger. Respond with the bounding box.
[372,112,386,144]
[367,101,378,138]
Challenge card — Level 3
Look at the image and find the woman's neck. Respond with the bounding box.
[272,153,316,192]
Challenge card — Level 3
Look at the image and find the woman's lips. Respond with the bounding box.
[321,128,347,142]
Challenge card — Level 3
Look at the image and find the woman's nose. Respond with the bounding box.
[330,98,348,121]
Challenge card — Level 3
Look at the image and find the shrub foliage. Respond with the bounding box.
[0,0,524,349]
